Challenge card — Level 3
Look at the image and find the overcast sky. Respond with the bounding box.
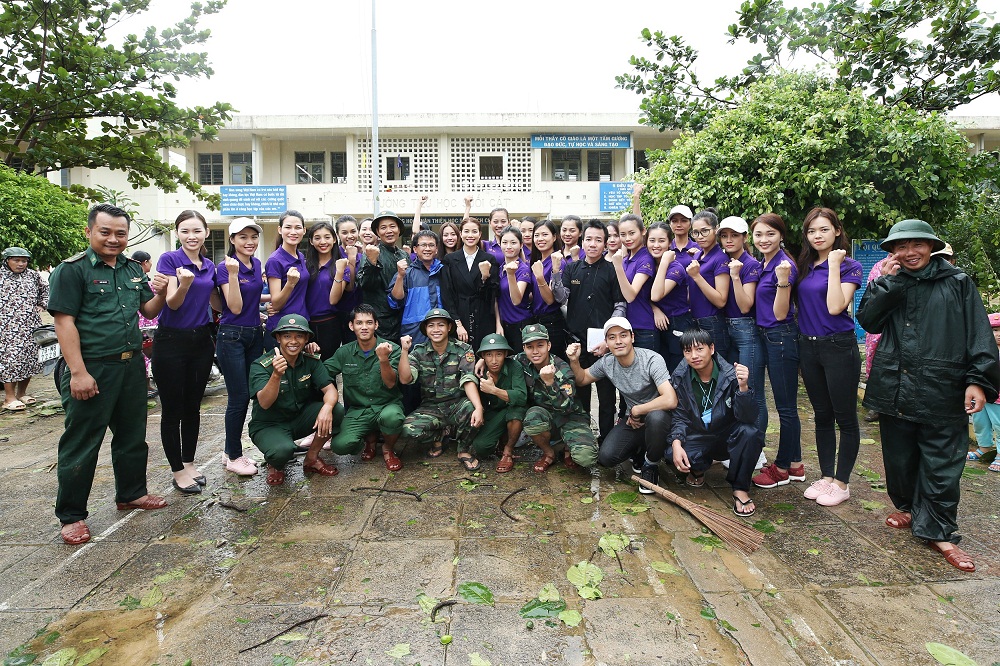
[131,0,1000,118]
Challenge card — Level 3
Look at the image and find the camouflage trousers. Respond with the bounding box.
[402,397,479,451]
[522,406,599,467]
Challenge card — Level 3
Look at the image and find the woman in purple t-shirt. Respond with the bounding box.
[648,222,692,372]
[559,216,585,265]
[305,221,349,360]
[334,215,363,344]
[750,213,805,490]
[529,219,568,359]
[497,226,533,351]
[153,210,218,494]
[685,209,731,359]
[265,211,310,345]
[795,207,865,507]
[612,214,658,352]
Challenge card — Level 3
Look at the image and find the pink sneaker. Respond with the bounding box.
[816,483,850,507]
[224,456,259,476]
[803,479,831,500]
[787,463,806,482]
[752,463,790,488]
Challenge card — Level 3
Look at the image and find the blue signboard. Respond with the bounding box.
[599,181,635,212]
[531,133,632,149]
[852,239,886,342]
[220,185,287,216]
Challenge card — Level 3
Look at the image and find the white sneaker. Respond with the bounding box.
[721,458,731,469]
[224,456,259,476]
[755,451,767,470]
[803,479,832,500]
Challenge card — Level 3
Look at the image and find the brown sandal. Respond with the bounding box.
[116,495,168,511]
[61,520,91,545]
[361,436,377,461]
[496,453,515,473]
[928,541,976,572]
[533,454,556,473]
[885,511,912,529]
[303,459,339,477]
[266,465,286,486]
[383,448,402,472]
[562,448,578,469]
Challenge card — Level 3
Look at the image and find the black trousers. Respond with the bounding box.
[575,350,617,442]
[879,413,967,543]
[310,316,342,361]
[598,410,671,467]
[683,421,764,492]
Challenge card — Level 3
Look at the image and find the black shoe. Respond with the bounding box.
[638,462,658,495]
[172,479,202,495]
[631,449,646,475]
[193,475,207,486]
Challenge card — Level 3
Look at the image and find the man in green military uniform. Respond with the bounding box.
[357,211,409,342]
[48,203,171,545]
[471,334,528,473]
[249,315,344,486]
[516,323,598,471]
[399,308,485,470]
[324,304,406,471]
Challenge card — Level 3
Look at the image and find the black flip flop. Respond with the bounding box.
[733,495,756,517]
[457,453,480,472]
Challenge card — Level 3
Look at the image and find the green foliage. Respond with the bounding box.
[634,73,990,246]
[0,164,88,267]
[940,189,1000,304]
[0,0,233,207]
[617,0,1000,131]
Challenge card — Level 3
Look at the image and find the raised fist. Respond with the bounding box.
[531,261,545,279]
[478,260,492,278]
[662,250,676,266]
[829,248,847,265]
[375,341,392,360]
[685,260,701,277]
[565,342,581,361]
[148,272,168,293]
[224,256,240,272]
[176,267,194,286]
[728,258,743,279]
[504,260,519,273]
[551,251,564,267]
[400,335,412,352]
[364,244,380,264]
[611,247,626,264]
[286,267,300,285]
[397,258,408,275]
[775,259,792,282]
[539,363,556,385]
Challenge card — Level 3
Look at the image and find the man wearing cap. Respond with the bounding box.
[399,308,485,469]
[567,317,676,492]
[552,219,627,442]
[248,314,344,486]
[516,323,599,470]
[471,334,528,473]
[858,219,999,573]
[47,203,171,545]
[357,211,409,342]
[324,304,406,471]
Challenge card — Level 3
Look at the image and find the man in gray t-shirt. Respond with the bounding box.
[567,317,677,493]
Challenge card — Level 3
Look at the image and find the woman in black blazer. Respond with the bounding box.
[442,218,500,352]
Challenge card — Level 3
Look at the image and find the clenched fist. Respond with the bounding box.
[400,335,412,352]
[685,260,701,277]
[375,341,392,361]
[286,267,300,285]
[364,244,380,264]
[539,363,556,386]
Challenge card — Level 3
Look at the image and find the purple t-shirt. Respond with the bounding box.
[498,260,533,324]
[216,257,263,327]
[264,247,309,331]
[796,257,864,336]
[670,238,699,269]
[334,250,362,314]
[156,249,215,329]
[622,247,656,330]
[306,261,339,320]
[531,255,560,317]
[483,239,505,266]
[689,244,729,319]
[656,260,690,317]
[756,249,798,328]
[724,251,762,319]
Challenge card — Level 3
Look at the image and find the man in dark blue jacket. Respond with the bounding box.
[668,328,764,517]
[389,230,444,344]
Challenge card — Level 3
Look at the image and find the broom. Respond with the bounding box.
[631,474,765,556]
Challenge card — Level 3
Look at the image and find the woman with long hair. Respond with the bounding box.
[648,222,691,372]
[560,215,584,263]
[605,220,622,256]
[305,221,348,360]
[795,207,864,506]
[334,215,362,345]
[668,204,699,268]
[441,218,500,352]
[750,213,805,489]
[529,219,568,359]
[685,209,731,359]
[611,214,658,352]
[153,210,218,494]
[519,217,537,260]
[496,226,533,351]
[215,218,265,476]
[358,218,376,246]
[265,211,310,345]
[438,221,462,260]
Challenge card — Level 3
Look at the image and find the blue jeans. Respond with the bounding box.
[727,317,766,435]
[695,314,730,359]
[759,322,801,468]
[633,328,658,354]
[215,324,264,459]
[660,312,694,375]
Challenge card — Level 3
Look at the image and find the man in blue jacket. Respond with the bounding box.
[389,230,444,344]
[668,328,764,517]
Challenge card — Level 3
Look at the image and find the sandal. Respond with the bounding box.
[303,458,339,477]
[61,520,91,545]
[116,495,168,511]
[382,448,403,472]
[562,448,578,469]
[733,495,756,517]
[990,460,1000,473]
[885,511,912,529]
[361,437,377,461]
[266,465,286,486]
[685,472,705,488]
[19,395,36,405]
[966,446,995,461]
[533,453,556,473]
[2,400,26,412]
[457,452,480,472]
[427,441,444,458]
[928,541,976,572]
[496,453,515,473]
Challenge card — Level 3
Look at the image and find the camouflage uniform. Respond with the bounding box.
[402,339,481,449]
[515,351,598,467]
[470,356,528,457]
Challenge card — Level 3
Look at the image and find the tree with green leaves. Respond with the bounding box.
[633,73,992,247]
[0,0,233,207]
[0,164,88,268]
[617,0,1000,131]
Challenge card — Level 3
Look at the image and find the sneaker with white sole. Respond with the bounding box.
[755,451,767,470]
[752,463,790,488]
[224,456,259,476]
[815,483,850,506]
[803,479,832,500]
[638,462,658,494]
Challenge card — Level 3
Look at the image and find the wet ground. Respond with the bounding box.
[1,369,998,666]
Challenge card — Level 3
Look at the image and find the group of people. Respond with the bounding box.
[29,198,998,574]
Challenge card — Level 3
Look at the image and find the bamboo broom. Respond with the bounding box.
[631,474,765,555]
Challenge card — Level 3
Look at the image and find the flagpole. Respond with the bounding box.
[371,0,380,217]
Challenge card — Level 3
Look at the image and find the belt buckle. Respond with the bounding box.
[121,351,133,360]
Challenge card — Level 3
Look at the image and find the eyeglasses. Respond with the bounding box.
[690,228,714,238]
[416,243,437,249]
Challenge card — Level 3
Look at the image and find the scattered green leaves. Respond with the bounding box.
[459,480,480,491]
[276,632,307,642]
[567,561,604,600]
[856,573,886,587]
[139,586,163,608]
[925,642,976,666]
[752,519,776,533]
[519,598,567,618]
[468,654,492,666]
[537,583,560,602]
[40,649,76,666]
[860,500,887,512]
[558,609,583,627]
[607,491,649,515]
[598,533,629,557]
[152,567,185,585]
[385,643,411,659]
[458,582,495,606]
[119,595,141,611]
[690,535,725,552]
[700,607,717,620]
[650,561,682,575]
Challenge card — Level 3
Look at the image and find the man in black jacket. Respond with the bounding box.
[668,328,764,517]
[552,219,626,442]
[357,211,409,343]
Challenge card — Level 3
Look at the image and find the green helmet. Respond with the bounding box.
[419,308,455,336]
[271,314,313,339]
[2,247,31,261]
[521,323,550,343]
[880,219,945,253]
[478,334,514,355]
